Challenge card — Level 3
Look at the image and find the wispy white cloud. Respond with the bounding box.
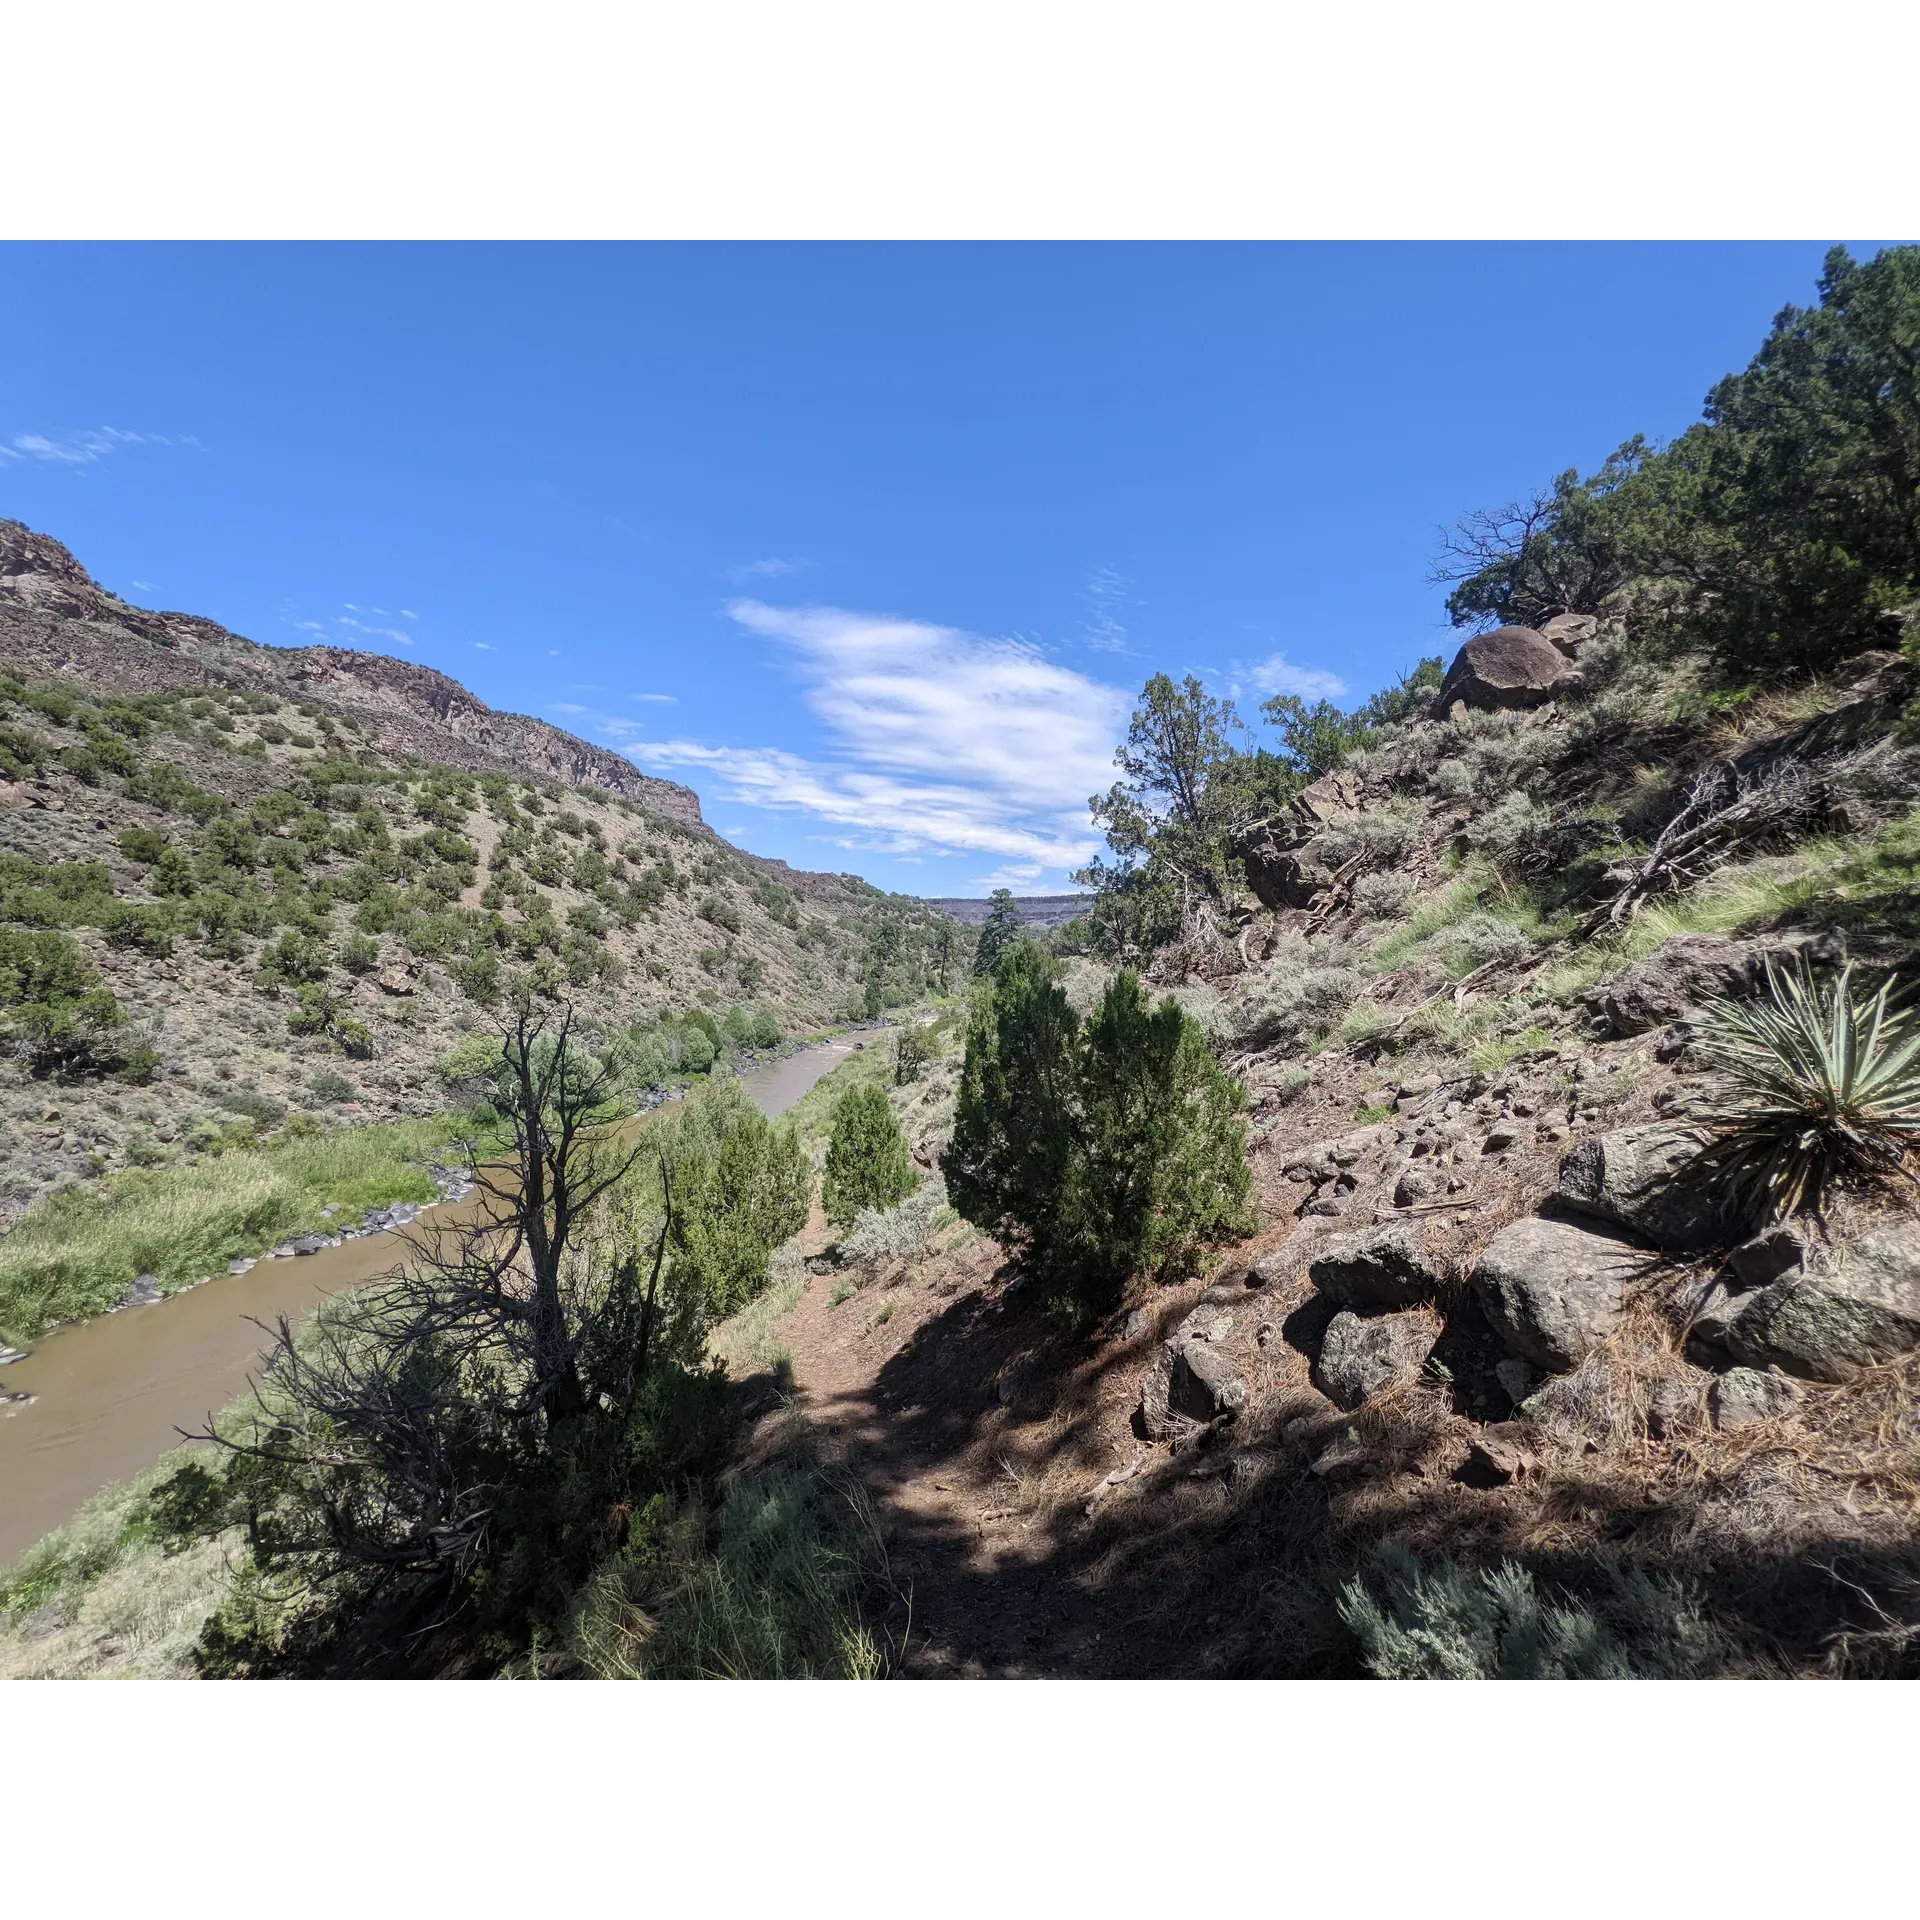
[0,426,202,468]
[401,609,419,620]
[131,579,157,591]
[473,642,495,651]
[628,692,676,704]
[1236,650,1349,702]
[618,601,1131,878]
[1081,566,1137,655]
[729,556,810,583]
[337,612,414,648]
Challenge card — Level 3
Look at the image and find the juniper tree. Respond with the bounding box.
[823,1082,917,1229]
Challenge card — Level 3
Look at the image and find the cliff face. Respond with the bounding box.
[0,519,705,825]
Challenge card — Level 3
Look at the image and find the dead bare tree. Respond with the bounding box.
[174,997,679,1617]
[1586,758,1833,933]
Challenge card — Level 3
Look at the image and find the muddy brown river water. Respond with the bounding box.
[0,1042,856,1569]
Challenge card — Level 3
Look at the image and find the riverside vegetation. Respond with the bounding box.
[10,243,1920,1678]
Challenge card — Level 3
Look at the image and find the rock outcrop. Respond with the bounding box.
[0,518,706,827]
[1432,625,1585,714]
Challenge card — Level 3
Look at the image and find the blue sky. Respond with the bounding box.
[0,242,1880,895]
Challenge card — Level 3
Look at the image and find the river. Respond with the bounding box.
[0,1042,857,1569]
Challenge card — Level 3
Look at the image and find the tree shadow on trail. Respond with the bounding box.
[815,1269,1920,1679]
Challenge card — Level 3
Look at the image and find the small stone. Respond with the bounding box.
[1709,1367,1801,1428]
[1494,1357,1537,1405]
[1393,1166,1443,1208]
[1122,1307,1150,1341]
[1200,1283,1240,1306]
[228,1257,255,1275]
[1727,1220,1812,1290]
[1464,1424,1536,1484]
[1483,1125,1519,1153]
[1308,1435,1371,1477]
[1256,1321,1277,1350]
[1304,1195,1346,1217]
[1646,1376,1699,1440]
[291,1234,325,1256]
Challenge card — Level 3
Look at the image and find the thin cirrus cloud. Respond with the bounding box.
[0,426,203,467]
[1235,650,1349,702]
[1081,566,1137,655]
[616,600,1133,878]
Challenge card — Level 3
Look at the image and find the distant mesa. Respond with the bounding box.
[922,894,1088,929]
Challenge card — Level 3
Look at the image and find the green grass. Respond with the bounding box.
[828,1276,857,1308]
[1539,805,1920,1007]
[707,1268,805,1383]
[0,1115,466,1343]
[569,1459,891,1679]
[1472,1023,1556,1077]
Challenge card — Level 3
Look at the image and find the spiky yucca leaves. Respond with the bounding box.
[1697,959,1920,1219]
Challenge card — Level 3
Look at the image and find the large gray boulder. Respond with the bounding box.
[1585,930,1843,1037]
[1723,1222,1920,1382]
[1314,1309,1437,1409]
[1308,1224,1447,1310]
[1472,1215,1651,1371]
[1432,626,1584,714]
[1556,1125,1725,1252]
[1709,1367,1801,1428]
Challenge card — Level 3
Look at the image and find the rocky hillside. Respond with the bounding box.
[784,616,1920,1677]
[0,520,964,1228]
[0,519,704,823]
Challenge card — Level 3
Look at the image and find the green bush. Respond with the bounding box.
[944,944,1252,1320]
[117,826,169,865]
[649,1079,811,1322]
[822,1084,917,1229]
[0,927,129,1076]
[570,1464,888,1679]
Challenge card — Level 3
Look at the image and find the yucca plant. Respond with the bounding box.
[1696,958,1920,1220]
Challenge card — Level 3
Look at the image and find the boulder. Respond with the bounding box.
[1139,1330,1248,1437]
[374,963,419,996]
[1472,1215,1650,1371]
[1315,1309,1436,1409]
[1432,625,1585,715]
[1584,931,1843,1038]
[1556,1125,1724,1252]
[1539,613,1599,657]
[1308,1224,1446,1310]
[1723,1223,1920,1382]
[1170,1340,1247,1422]
[1243,837,1345,912]
[1710,1367,1801,1429]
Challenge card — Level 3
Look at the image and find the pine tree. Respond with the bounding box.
[971,887,1026,978]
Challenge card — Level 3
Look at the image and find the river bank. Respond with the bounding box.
[0,1038,861,1572]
